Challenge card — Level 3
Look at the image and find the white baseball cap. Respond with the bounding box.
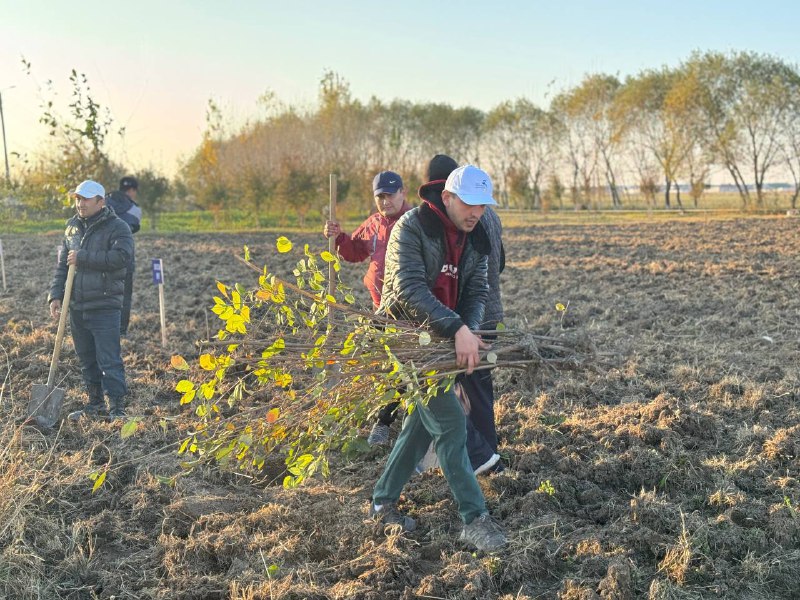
[444,165,496,206]
[73,180,105,199]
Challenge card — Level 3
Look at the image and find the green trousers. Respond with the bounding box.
[372,386,487,524]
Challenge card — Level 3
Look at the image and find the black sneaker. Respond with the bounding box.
[367,422,391,446]
[108,406,127,419]
[369,502,416,532]
[108,397,126,419]
[67,403,106,421]
[460,513,507,552]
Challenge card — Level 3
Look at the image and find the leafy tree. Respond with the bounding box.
[18,60,123,214]
[135,168,170,230]
[275,161,321,227]
[684,51,800,208]
[614,68,696,208]
[553,75,623,208]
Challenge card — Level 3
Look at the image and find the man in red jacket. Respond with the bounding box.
[324,171,411,446]
[323,170,410,309]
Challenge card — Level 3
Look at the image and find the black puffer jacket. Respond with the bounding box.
[378,182,490,338]
[48,207,134,311]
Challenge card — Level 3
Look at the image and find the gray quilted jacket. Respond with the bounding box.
[480,206,504,330]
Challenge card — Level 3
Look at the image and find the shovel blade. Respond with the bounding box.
[28,384,66,428]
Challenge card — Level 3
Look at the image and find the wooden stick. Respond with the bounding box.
[0,238,6,291]
[47,264,76,387]
[328,173,337,298]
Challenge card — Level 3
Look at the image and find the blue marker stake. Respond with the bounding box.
[152,259,167,346]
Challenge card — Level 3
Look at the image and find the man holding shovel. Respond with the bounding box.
[48,180,134,419]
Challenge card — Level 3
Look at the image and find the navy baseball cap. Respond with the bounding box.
[119,176,138,190]
[373,171,403,195]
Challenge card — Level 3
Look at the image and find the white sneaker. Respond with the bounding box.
[474,453,501,475]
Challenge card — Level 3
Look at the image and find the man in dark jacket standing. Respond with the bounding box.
[105,176,141,335]
[370,165,507,552]
[49,180,134,419]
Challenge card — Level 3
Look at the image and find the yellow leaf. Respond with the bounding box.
[180,389,196,405]
[200,381,216,400]
[198,354,217,370]
[175,379,194,393]
[216,281,229,298]
[274,372,292,387]
[266,408,280,423]
[555,303,566,312]
[273,283,285,303]
[170,355,189,371]
[320,250,336,263]
[120,418,139,439]
[276,236,293,253]
[91,470,107,493]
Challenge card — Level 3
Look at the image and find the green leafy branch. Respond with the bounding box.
[172,237,591,488]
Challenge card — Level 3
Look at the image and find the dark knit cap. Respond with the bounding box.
[426,154,458,182]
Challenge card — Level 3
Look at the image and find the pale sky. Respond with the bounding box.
[1,0,799,178]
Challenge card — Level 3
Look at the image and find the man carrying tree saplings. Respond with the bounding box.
[364,154,506,475]
[48,180,134,420]
[323,170,411,445]
[369,164,508,552]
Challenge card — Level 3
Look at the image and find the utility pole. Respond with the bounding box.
[0,86,14,186]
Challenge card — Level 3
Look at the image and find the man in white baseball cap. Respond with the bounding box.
[48,179,134,420]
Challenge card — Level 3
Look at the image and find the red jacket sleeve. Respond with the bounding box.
[335,218,374,263]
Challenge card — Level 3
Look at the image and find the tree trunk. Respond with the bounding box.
[664,177,671,209]
[674,181,684,211]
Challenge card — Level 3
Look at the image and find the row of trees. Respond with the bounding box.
[6,50,800,223]
[180,50,800,215]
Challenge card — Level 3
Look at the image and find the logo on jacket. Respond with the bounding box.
[440,264,458,278]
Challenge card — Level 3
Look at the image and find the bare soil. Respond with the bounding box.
[0,216,798,599]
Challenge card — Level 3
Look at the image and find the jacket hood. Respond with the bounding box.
[416,181,491,257]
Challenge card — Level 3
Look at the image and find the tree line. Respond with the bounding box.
[6,50,800,226]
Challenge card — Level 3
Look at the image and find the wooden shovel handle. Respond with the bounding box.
[328,174,337,297]
[47,263,76,388]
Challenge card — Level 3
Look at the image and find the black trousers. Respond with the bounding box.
[120,265,134,335]
[459,370,498,470]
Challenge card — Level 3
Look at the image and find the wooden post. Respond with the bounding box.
[0,238,6,291]
[152,258,167,347]
[328,173,337,299]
